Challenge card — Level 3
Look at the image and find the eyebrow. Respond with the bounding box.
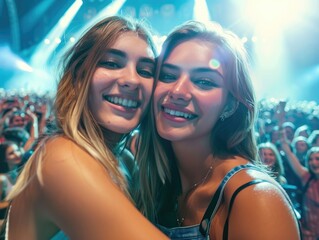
[162,64,224,79]
[139,57,155,65]
[106,49,155,64]
[161,63,180,71]
[192,67,224,79]
[106,49,127,57]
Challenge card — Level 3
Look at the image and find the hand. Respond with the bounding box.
[274,100,287,126]
[279,129,290,152]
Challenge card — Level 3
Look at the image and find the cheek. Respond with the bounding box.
[87,91,100,119]
[91,68,115,91]
[202,102,224,120]
[88,90,97,110]
[200,90,228,114]
[153,85,166,109]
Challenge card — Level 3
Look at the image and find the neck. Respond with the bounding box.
[101,127,125,150]
[172,138,215,194]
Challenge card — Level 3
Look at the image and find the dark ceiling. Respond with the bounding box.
[1,0,319,101]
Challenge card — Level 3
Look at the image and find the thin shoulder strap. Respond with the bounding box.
[222,179,303,240]
[222,179,267,240]
[199,164,260,237]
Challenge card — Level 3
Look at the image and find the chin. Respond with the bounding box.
[158,130,182,142]
[106,123,138,134]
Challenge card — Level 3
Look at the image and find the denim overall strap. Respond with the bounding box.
[199,164,261,238]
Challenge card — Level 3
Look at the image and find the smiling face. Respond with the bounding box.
[295,140,308,154]
[154,39,229,143]
[308,152,319,176]
[88,32,155,134]
[259,148,276,167]
[5,143,22,167]
[9,112,26,128]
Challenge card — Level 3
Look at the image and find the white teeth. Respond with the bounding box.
[163,107,194,119]
[106,96,138,108]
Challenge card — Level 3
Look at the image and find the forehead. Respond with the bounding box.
[165,39,224,73]
[261,148,274,153]
[110,32,154,59]
[310,152,319,157]
[6,144,18,152]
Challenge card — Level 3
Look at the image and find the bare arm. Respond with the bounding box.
[0,108,15,134]
[23,110,39,152]
[280,130,308,180]
[37,104,48,135]
[38,137,167,240]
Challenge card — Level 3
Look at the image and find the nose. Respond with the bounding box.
[169,74,191,102]
[118,62,140,91]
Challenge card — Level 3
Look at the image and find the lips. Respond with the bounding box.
[103,95,141,109]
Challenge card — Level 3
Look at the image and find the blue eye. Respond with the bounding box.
[137,69,154,79]
[159,72,177,82]
[193,78,217,90]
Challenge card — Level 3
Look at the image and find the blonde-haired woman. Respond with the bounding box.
[4,16,167,240]
[258,142,287,185]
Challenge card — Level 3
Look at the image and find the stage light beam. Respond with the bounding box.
[30,0,83,67]
[193,0,210,22]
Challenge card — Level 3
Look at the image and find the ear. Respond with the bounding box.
[220,99,239,121]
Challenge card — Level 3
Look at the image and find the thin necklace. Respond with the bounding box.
[176,163,214,226]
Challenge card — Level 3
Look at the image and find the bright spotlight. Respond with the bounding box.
[16,60,33,72]
[237,0,310,100]
[241,37,248,43]
[54,38,61,44]
[193,0,210,22]
[0,45,32,72]
[251,36,258,42]
[242,0,308,33]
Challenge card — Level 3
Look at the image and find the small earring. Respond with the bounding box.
[220,113,226,121]
[220,101,239,122]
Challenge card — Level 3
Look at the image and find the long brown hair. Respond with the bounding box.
[135,20,258,222]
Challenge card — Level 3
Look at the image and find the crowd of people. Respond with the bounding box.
[0,15,318,240]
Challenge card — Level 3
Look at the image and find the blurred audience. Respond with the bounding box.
[1,89,319,237]
[0,141,23,221]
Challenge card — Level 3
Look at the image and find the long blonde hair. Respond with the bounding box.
[7,16,157,200]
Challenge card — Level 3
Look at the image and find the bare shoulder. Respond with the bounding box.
[41,136,106,177]
[44,136,86,161]
[222,161,300,239]
[34,136,167,239]
[39,135,115,196]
